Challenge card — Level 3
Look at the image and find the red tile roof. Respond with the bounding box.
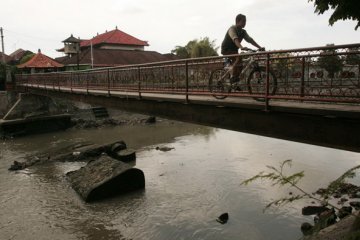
[17,49,63,68]
[58,48,176,67]
[80,28,149,48]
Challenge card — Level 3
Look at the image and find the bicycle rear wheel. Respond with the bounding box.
[209,68,231,99]
[247,67,277,101]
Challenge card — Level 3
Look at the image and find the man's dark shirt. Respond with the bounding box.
[221,25,253,55]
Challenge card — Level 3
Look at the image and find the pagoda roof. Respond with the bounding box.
[62,34,81,43]
[17,49,63,68]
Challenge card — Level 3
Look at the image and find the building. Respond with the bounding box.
[56,27,178,70]
[17,49,64,73]
[8,49,34,65]
[0,52,11,64]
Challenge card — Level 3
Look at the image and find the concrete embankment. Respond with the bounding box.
[0,93,76,137]
[0,91,15,118]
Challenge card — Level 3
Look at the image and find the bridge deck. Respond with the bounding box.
[21,83,360,118]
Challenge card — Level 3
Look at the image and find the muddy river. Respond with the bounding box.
[1,119,359,240]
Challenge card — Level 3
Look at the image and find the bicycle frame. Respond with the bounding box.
[223,54,260,82]
[208,49,278,100]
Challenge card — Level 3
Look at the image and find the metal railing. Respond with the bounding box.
[15,43,360,106]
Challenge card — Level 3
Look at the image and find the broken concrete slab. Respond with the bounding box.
[66,155,145,202]
[8,140,133,171]
[111,149,136,162]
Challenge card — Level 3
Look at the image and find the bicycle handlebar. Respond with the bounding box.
[241,47,265,53]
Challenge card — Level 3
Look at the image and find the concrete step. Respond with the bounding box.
[91,107,109,118]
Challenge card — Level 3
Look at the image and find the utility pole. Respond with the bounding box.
[90,40,94,69]
[0,27,12,93]
[0,27,5,64]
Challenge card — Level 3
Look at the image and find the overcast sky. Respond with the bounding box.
[1,0,359,58]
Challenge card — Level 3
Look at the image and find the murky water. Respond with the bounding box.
[1,120,360,240]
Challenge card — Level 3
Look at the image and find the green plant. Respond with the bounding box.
[171,37,219,58]
[241,160,360,212]
[318,49,344,78]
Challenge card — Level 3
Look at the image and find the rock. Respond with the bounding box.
[340,183,360,194]
[304,211,360,240]
[72,151,81,156]
[314,208,337,229]
[66,155,145,202]
[349,201,360,210]
[333,192,342,198]
[110,141,127,153]
[156,146,175,152]
[112,149,136,162]
[316,188,327,195]
[216,213,229,224]
[301,222,314,236]
[145,116,156,124]
[338,197,349,205]
[349,192,360,199]
[8,161,27,171]
[337,206,353,219]
[302,206,330,216]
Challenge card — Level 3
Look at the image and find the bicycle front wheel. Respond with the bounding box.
[209,68,231,99]
[247,67,277,101]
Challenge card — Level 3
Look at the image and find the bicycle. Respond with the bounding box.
[208,49,277,101]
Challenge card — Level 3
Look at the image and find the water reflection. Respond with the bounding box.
[0,120,359,240]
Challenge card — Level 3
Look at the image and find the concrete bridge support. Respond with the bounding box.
[3,93,65,120]
[0,93,72,137]
[22,88,360,153]
[0,91,17,118]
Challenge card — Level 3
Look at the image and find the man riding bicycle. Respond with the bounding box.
[221,14,264,83]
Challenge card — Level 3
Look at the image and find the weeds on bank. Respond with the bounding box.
[241,160,360,238]
[241,160,360,213]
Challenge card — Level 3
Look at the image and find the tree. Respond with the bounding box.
[309,0,360,30]
[171,37,219,58]
[345,48,360,65]
[0,63,17,90]
[318,48,343,78]
[0,63,6,90]
[19,52,35,65]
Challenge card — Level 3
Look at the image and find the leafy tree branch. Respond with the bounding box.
[308,0,360,30]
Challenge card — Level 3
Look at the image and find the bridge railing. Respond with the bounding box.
[15,43,360,105]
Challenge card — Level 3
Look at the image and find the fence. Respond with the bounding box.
[15,43,360,106]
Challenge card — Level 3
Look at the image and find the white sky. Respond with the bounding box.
[1,0,359,58]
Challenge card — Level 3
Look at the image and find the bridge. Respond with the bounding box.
[14,43,360,152]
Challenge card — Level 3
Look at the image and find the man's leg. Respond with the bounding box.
[231,56,243,83]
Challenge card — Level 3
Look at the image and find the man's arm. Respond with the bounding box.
[248,38,263,49]
[244,31,264,50]
[234,38,245,50]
